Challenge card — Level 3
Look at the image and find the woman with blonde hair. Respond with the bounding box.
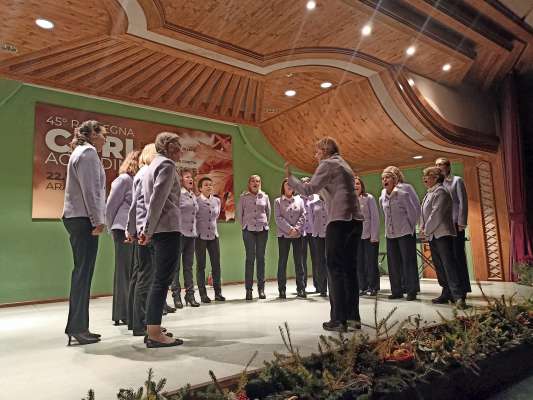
[236,174,271,300]
[106,150,140,326]
[125,143,159,337]
[62,120,107,345]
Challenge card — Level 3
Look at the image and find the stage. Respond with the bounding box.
[0,278,530,399]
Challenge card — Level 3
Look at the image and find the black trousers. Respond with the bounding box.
[453,227,472,293]
[386,234,419,297]
[63,217,99,335]
[171,236,195,298]
[357,239,380,291]
[243,229,268,290]
[127,244,139,330]
[146,232,180,325]
[111,229,134,323]
[130,242,155,332]
[196,237,222,294]
[301,235,316,289]
[310,236,328,293]
[325,220,362,323]
[277,237,305,292]
[430,236,465,301]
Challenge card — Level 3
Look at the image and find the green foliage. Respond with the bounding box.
[514,261,533,286]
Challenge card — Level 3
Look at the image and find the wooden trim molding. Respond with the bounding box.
[477,160,504,281]
[392,68,500,152]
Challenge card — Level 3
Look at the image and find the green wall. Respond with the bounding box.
[0,79,471,304]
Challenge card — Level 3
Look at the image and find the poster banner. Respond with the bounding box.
[32,103,234,221]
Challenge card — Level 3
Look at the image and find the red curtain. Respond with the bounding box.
[500,73,533,279]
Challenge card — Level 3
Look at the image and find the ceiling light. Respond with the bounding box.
[406,46,416,56]
[35,18,54,29]
[285,90,296,97]
[306,1,316,10]
[407,78,415,86]
[413,155,423,160]
[361,24,372,36]
[320,82,333,89]
[442,63,451,72]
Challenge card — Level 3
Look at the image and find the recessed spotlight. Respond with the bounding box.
[413,155,423,160]
[407,78,415,86]
[286,73,293,78]
[442,63,451,72]
[406,46,416,56]
[35,18,54,29]
[320,82,333,89]
[361,24,372,36]
[306,1,316,10]
[399,83,404,91]
[285,90,296,97]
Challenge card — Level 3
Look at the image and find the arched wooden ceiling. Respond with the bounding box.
[1,0,531,171]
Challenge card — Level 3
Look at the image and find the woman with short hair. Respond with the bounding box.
[139,132,183,348]
[63,120,107,345]
[275,178,306,299]
[420,166,466,309]
[236,175,271,300]
[354,176,380,296]
[285,137,363,332]
[106,150,140,326]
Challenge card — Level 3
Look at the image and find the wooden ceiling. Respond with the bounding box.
[0,0,531,171]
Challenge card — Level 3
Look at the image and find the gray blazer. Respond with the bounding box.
[443,175,468,227]
[274,195,306,238]
[309,197,327,238]
[142,155,181,237]
[288,154,363,226]
[359,193,380,242]
[178,188,199,238]
[236,191,271,231]
[420,183,456,240]
[380,187,419,239]
[106,173,133,231]
[126,166,148,237]
[63,144,106,227]
[196,194,220,240]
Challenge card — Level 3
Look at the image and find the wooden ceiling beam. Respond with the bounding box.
[165,63,208,106]
[116,55,175,95]
[205,72,233,114]
[244,79,258,121]
[139,59,186,98]
[150,61,196,102]
[177,66,216,108]
[189,69,224,110]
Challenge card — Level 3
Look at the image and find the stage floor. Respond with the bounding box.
[0,278,530,400]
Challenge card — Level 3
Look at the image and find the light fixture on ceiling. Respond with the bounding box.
[407,78,415,86]
[285,90,296,97]
[442,63,451,72]
[406,46,416,56]
[286,73,293,78]
[306,1,317,10]
[320,82,333,89]
[361,24,372,36]
[35,18,54,29]
[413,155,423,160]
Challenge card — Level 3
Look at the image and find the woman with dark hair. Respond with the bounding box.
[171,168,200,308]
[195,176,225,303]
[380,169,419,301]
[285,137,363,332]
[139,132,183,348]
[275,178,306,299]
[106,150,140,326]
[420,166,467,309]
[236,174,271,300]
[354,176,380,296]
[63,120,107,345]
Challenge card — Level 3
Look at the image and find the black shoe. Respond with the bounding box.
[388,294,403,300]
[279,290,286,299]
[322,320,347,332]
[214,293,226,301]
[258,288,266,299]
[185,294,200,307]
[367,290,378,296]
[173,296,184,309]
[200,294,212,304]
[67,333,100,346]
[319,292,328,297]
[246,289,253,301]
[431,296,450,304]
[165,303,176,313]
[113,320,127,326]
[296,290,307,298]
[86,331,102,339]
[145,337,184,348]
[406,293,417,301]
[359,289,367,296]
